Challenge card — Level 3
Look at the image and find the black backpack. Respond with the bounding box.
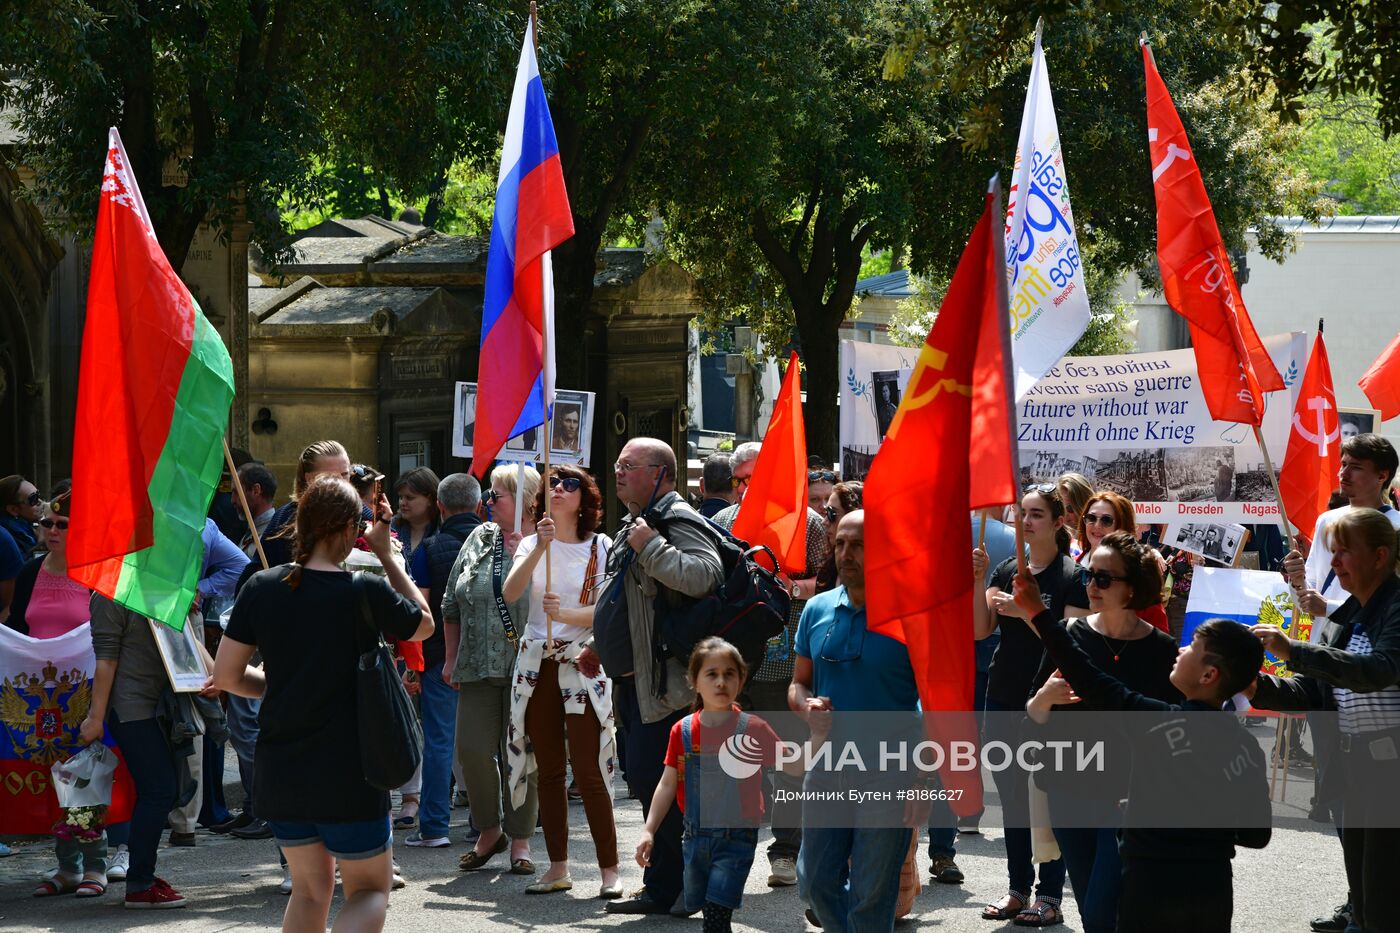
[643,506,792,679]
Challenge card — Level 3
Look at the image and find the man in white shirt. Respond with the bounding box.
[1284,434,1400,640]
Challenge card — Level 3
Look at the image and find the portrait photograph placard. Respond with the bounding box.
[452,382,595,465]
[149,618,209,693]
[1165,520,1250,566]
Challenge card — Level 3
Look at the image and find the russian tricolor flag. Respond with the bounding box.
[472,18,574,477]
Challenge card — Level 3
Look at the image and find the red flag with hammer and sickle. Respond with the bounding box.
[1279,329,1340,544]
[1143,43,1284,424]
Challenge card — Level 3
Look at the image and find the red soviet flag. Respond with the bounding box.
[1143,43,1283,424]
[1279,330,1340,545]
[731,351,808,574]
[865,179,1017,815]
[1359,333,1400,422]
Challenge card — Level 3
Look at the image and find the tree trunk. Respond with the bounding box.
[422,167,449,229]
[797,308,844,465]
[550,230,602,390]
[378,185,392,220]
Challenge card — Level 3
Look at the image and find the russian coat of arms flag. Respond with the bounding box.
[1183,567,1313,679]
[1,623,134,832]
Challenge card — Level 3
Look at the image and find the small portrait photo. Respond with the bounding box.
[1166,520,1249,566]
[504,425,541,458]
[148,618,209,692]
[1338,408,1378,441]
[872,370,903,440]
[452,382,477,459]
[549,390,595,466]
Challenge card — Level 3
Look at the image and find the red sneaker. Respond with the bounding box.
[125,878,186,909]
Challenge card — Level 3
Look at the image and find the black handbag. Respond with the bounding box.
[351,572,423,791]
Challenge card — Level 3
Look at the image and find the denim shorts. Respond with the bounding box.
[682,826,758,911]
[269,816,392,860]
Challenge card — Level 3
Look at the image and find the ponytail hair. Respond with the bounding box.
[285,475,362,589]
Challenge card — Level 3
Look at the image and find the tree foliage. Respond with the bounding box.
[646,0,1322,457]
[1296,93,1400,214]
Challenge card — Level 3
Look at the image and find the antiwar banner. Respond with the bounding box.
[841,334,1306,524]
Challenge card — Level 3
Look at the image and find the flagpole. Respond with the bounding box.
[531,0,556,648]
[223,439,268,570]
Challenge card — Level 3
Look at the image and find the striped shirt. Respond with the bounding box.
[1335,627,1400,735]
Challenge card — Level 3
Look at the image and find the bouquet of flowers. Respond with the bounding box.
[53,805,106,842]
[342,528,406,577]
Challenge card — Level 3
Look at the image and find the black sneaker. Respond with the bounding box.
[604,890,671,915]
[1310,903,1352,933]
[210,811,253,835]
[929,855,964,884]
[230,818,274,840]
[805,907,823,928]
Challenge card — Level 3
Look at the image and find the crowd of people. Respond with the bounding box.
[3,429,1400,933]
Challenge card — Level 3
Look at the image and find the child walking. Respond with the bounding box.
[635,638,793,932]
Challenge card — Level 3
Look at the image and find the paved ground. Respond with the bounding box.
[1,733,1349,931]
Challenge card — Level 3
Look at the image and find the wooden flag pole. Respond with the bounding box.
[223,439,268,570]
[1254,424,1295,556]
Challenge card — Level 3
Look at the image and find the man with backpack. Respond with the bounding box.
[596,437,725,916]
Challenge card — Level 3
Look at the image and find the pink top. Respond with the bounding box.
[25,565,93,640]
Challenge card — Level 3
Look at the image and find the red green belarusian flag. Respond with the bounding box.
[67,128,234,631]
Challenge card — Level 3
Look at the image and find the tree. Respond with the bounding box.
[881,1,1400,138]
[0,1,514,268]
[647,1,1322,458]
[1296,93,1400,214]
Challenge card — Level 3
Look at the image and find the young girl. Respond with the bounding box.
[635,638,794,933]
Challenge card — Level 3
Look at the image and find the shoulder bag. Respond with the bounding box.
[351,572,423,791]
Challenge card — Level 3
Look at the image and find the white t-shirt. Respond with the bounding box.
[1303,505,1400,641]
[514,533,611,643]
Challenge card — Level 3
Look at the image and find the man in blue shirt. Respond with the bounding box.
[791,510,918,933]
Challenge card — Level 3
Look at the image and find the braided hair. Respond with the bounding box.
[285,475,362,589]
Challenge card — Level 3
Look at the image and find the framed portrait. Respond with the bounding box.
[549,390,596,466]
[1338,407,1379,442]
[1165,520,1250,567]
[148,618,209,693]
[451,381,543,461]
[871,370,903,440]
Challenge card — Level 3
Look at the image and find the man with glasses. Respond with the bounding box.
[792,510,919,932]
[0,475,43,554]
[602,437,725,916]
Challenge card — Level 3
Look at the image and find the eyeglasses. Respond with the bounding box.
[1078,567,1129,590]
[730,475,752,490]
[1084,514,1116,528]
[549,476,582,492]
[614,461,662,474]
[1027,483,1056,496]
[21,491,41,506]
[808,471,837,484]
[824,505,839,524]
[39,518,69,530]
[483,490,502,505]
[819,616,865,663]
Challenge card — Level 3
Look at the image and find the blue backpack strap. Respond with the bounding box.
[680,714,695,791]
[735,711,750,737]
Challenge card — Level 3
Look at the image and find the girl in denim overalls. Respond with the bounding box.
[635,637,789,932]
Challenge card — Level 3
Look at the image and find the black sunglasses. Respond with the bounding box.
[1078,566,1129,590]
[824,505,839,524]
[39,517,69,530]
[808,471,837,484]
[483,490,501,505]
[549,476,582,492]
[1084,514,1116,527]
[22,490,41,506]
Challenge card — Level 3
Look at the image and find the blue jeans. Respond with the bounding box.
[225,692,260,812]
[199,730,230,826]
[1053,826,1120,933]
[927,791,957,859]
[985,699,1064,903]
[799,825,913,933]
[616,678,685,909]
[417,668,458,839]
[107,714,178,893]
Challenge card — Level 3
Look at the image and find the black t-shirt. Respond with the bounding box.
[984,553,1078,709]
[1029,618,1181,804]
[225,567,422,822]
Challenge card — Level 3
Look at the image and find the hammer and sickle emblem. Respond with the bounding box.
[886,343,972,439]
[1292,397,1339,457]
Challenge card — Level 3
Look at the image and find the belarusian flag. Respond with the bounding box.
[67,128,234,630]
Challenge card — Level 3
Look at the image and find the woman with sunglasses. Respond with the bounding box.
[4,486,89,639]
[815,482,863,595]
[0,474,43,555]
[1076,492,1170,634]
[444,465,540,874]
[501,465,620,898]
[1023,531,1181,933]
[972,483,1084,927]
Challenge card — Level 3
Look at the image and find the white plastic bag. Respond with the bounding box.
[51,743,118,809]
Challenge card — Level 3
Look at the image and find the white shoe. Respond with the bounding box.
[392,861,406,890]
[768,856,798,887]
[279,867,293,895]
[107,846,129,882]
[404,832,450,848]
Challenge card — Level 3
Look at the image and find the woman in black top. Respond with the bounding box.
[971,484,1085,927]
[215,476,431,933]
[1025,531,1181,933]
